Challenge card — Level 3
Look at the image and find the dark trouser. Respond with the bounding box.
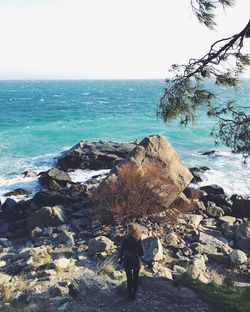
[125,267,140,298]
[124,257,140,299]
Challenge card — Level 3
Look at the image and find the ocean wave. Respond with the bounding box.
[0,174,39,204]
[188,150,250,198]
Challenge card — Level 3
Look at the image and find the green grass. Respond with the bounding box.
[175,275,250,312]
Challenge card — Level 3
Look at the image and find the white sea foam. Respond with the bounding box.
[68,169,110,184]
[187,150,250,198]
[0,166,110,205]
[0,174,39,204]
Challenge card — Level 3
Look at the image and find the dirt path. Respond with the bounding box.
[73,277,219,312]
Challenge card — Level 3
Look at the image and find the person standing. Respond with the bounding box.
[118,223,144,300]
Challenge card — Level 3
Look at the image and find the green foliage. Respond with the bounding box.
[175,275,250,312]
[159,18,250,159]
[191,0,235,29]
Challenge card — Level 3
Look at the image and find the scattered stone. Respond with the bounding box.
[32,190,70,208]
[235,222,250,239]
[1,198,18,221]
[209,253,229,265]
[54,257,75,270]
[39,168,72,191]
[206,202,224,218]
[186,254,206,280]
[238,238,250,251]
[49,285,64,297]
[185,214,203,227]
[0,260,6,268]
[232,198,250,217]
[230,249,248,265]
[88,236,115,256]
[219,216,236,226]
[173,265,186,274]
[27,205,66,231]
[200,184,225,196]
[183,187,205,200]
[199,232,232,254]
[165,232,179,247]
[4,188,32,197]
[68,280,80,298]
[23,170,37,178]
[24,304,38,312]
[142,236,163,263]
[202,150,218,156]
[189,167,208,183]
[55,230,75,246]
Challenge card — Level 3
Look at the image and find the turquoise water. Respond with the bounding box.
[0,79,249,198]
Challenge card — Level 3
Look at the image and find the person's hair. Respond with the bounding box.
[128,223,142,241]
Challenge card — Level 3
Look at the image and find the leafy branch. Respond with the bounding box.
[158,18,250,158]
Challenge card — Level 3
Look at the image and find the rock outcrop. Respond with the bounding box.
[57,140,137,171]
[97,135,193,212]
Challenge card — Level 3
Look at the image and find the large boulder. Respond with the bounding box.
[57,140,137,171]
[198,232,232,254]
[97,135,193,214]
[186,254,207,280]
[232,198,250,217]
[39,168,72,191]
[32,190,71,207]
[200,185,225,196]
[27,205,66,231]
[1,198,18,221]
[206,202,224,218]
[230,249,248,265]
[142,237,163,263]
[88,236,115,255]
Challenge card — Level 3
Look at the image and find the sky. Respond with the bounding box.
[0,0,249,79]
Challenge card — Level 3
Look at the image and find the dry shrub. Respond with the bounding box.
[91,162,193,223]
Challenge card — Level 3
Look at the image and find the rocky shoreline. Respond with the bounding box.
[0,135,249,311]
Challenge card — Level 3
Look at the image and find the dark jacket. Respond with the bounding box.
[119,234,144,269]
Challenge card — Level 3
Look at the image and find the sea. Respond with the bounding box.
[0,79,249,204]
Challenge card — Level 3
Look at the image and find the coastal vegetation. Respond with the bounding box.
[159,0,250,161]
[175,275,250,312]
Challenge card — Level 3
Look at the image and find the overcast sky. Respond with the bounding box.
[0,0,249,79]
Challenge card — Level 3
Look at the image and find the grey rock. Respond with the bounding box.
[56,230,75,246]
[165,232,179,247]
[194,243,217,255]
[209,253,229,264]
[232,198,250,217]
[238,238,250,251]
[68,280,79,298]
[142,236,163,263]
[49,286,64,297]
[185,214,203,227]
[88,236,115,255]
[4,188,32,197]
[206,202,224,218]
[199,232,232,254]
[230,249,248,265]
[27,205,66,231]
[23,170,37,178]
[186,254,206,280]
[235,222,250,239]
[57,140,137,171]
[219,216,236,226]
[200,184,225,196]
[39,168,72,189]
